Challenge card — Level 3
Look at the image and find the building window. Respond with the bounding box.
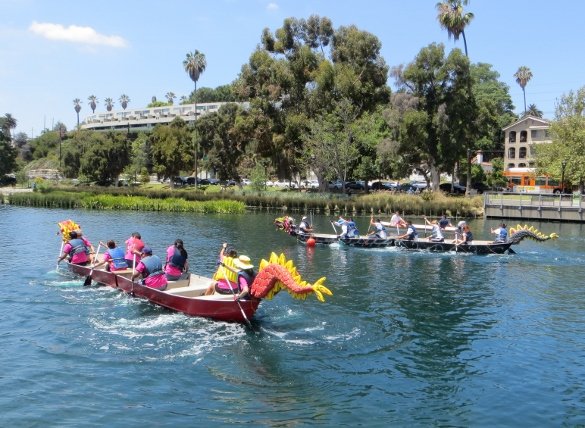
[508,147,516,159]
[531,130,538,140]
[518,163,526,167]
[520,131,527,142]
[509,131,516,143]
[508,163,516,169]
[545,130,550,138]
[529,161,535,167]
[519,147,527,158]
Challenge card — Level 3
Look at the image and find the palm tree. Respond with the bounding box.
[2,113,17,139]
[525,103,543,118]
[183,49,207,181]
[104,97,115,112]
[73,98,82,128]
[88,95,98,113]
[165,92,176,105]
[179,95,187,104]
[119,94,130,110]
[514,66,533,115]
[436,0,474,57]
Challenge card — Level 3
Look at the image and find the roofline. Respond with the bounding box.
[502,115,550,131]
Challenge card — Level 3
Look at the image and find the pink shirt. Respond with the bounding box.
[103,252,127,271]
[125,237,144,264]
[164,246,185,277]
[136,261,167,289]
[63,242,90,264]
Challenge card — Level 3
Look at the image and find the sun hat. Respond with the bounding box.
[142,246,153,255]
[302,216,307,220]
[233,255,254,270]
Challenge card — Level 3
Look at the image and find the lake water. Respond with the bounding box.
[1,205,585,427]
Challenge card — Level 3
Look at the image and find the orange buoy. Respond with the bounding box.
[306,237,316,247]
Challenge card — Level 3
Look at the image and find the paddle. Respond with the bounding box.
[83,242,102,286]
[221,264,252,328]
[330,220,338,235]
[57,240,64,270]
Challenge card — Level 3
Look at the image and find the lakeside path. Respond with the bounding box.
[1,186,32,202]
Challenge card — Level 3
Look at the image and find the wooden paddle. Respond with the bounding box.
[222,265,252,328]
[57,240,64,270]
[83,242,102,286]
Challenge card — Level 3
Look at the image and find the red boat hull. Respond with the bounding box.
[68,263,260,323]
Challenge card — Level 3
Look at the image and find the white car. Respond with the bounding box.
[241,178,251,186]
[303,180,319,189]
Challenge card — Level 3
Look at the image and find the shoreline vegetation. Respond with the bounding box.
[2,185,484,218]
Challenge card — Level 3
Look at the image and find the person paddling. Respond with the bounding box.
[131,247,167,290]
[125,232,145,267]
[396,220,418,241]
[58,231,91,266]
[96,240,128,272]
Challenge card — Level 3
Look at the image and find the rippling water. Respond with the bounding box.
[1,205,585,426]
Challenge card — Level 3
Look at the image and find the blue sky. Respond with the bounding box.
[1,0,584,138]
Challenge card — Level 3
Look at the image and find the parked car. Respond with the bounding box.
[173,176,187,186]
[241,178,251,186]
[397,183,417,193]
[439,182,466,194]
[328,180,343,190]
[471,182,490,194]
[345,180,366,190]
[0,175,17,186]
[302,179,319,189]
[371,181,395,191]
[411,181,428,190]
[208,178,220,185]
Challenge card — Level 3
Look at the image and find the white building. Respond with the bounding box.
[502,115,551,170]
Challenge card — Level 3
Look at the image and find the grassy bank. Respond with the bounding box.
[5,186,484,218]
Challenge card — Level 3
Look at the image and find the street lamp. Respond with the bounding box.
[561,160,567,194]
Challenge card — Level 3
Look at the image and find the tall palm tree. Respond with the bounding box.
[514,66,533,115]
[183,50,207,181]
[119,94,130,110]
[104,97,114,112]
[179,95,187,104]
[88,95,98,114]
[2,113,17,139]
[73,98,82,128]
[525,103,543,118]
[436,0,474,57]
[165,92,176,105]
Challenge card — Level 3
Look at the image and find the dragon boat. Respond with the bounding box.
[58,220,332,324]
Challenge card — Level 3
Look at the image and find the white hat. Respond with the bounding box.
[302,216,307,220]
[233,255,254,270]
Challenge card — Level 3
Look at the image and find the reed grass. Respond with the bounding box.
[7,187,483,218]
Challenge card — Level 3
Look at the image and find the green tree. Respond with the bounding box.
[393,43,475,190]
[150,117,193,186]
[436,0,474,57]
[73,98,82,127]
[0,130,17,175]
[119,94,130,110]
[1,113,17,140]
[183,49,207,179]
[79,131,130,185]
[514,66,533,115]
[88,95,98,114]
[105,97,115,112]
[124,133,151,183]
[165,92,176,105]
[536,86,585,191]
[525,103,543,118]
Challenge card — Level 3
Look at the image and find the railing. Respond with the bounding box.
[484,192,585,222]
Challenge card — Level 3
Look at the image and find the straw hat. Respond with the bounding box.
[234,255,254,270]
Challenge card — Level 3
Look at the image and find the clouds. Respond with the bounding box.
[266,2,278,12]
[29,21,128,48]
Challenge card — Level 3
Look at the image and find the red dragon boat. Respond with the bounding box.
[58,221,332,324]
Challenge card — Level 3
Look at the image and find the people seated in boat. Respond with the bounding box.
[97,240,129,271]
[75,229,95,255]
[283,216,295,233]
[214,255,256,300]
[335,216,359,238]
[453,224,473,245]
[58,231,91,266]
[165,239,189,281]
[205,243,239,295]
[491,223,508,243]
[368,216,388,239]
[455,220,467,241]
[125,232,145,268]
[438,215,452,230]
[298,216,313,234]
[131,247,168,290]
[396,220,418,240]
[389,211,407,228]
[424,217,444,242]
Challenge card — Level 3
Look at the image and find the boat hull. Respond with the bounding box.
[394,239,513,254]
[67,263,260,323]
[296,232,339,245]
[340,236,395,248]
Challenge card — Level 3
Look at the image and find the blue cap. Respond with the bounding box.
[142,246,152,255]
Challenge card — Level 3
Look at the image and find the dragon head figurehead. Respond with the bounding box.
[250,252,332,303]
[509,224,559,244]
